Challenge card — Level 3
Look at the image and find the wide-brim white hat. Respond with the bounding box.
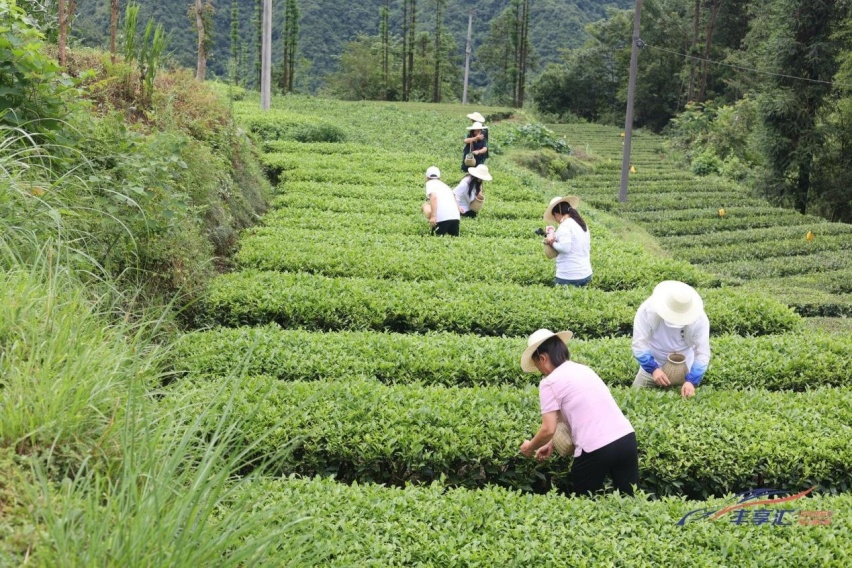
[467,112,486,122]
[520,328,574,373]
[467,164,492,181]
[651,280,704,326]
[467,121,485,131]
[543,195,580,224]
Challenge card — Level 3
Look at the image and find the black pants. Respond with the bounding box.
[432,219,460,236]
[461,210,478,218]
[571,432,638,496]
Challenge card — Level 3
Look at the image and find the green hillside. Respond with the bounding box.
[72,0,631,92]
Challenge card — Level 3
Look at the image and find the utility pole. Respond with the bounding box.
[260,0,272,110]
[462,11,473,105]
[619,0,643,202]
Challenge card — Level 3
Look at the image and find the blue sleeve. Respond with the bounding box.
[636,351,659,374]
[685,361,708,386]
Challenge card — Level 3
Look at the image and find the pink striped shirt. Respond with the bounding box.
[539,361,634,458]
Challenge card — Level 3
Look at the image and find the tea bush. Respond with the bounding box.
[165,375,852,497]
[173,326,852,391]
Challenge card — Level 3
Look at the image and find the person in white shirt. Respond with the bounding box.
[453,164,491,218]
[542,196,592,286]
[631,280,711,398]
[424,166,461,236]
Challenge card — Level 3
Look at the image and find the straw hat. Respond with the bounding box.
[467,121,485,131]
[425,166,441,179]
[467,111,486,122]
[543,195,580,224]
[651,281,704,327]
[467,164,492,181]
[520,328,573,373]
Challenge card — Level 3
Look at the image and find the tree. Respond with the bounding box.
[191,0,214,81]
[58,0,67,66]
[433,0,444,103]
[110,0,119,63]
[380,0,390,99]
[477,0,534,107]
[230,0,239,84]
[279,0,299,93]
[750,0,840,213]
[401,0,417,101]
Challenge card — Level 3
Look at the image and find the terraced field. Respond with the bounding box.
[170,98,851,564]
[552,123,852,316]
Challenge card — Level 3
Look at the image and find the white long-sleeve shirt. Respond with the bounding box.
[551,218,592,280]
[631,297,711,385]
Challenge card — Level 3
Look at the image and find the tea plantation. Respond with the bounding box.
[172,97,851,565]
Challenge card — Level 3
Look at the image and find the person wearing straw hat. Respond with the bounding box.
[543,196,592,287]
[424,166,461,236]
[519,329,638,496]
[631,280,711,398]
[465,111,489,145]
[462,121,488,172]
[453,164,492,218]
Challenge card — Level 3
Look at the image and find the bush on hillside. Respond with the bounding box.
[512,148,594,181]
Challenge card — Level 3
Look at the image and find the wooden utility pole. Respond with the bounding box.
[619,0,643,203]
[462,12,472,105]
[260,0,272,110]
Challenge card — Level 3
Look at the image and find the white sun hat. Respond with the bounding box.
[520,328,574,373]
[466,111,486,122]
[467,164,492,181]
[466,121,485,131]
[425,166,441,179]
[543,195,580,224]
[651,280,704,327]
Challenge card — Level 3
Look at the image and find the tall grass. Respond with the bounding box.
[1,124,313,565]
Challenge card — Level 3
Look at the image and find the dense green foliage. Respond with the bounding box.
[175,326,852,391]
[0,1,72,131]
[229,476,852,567]
[70,0,632,94]
[167,375,852,497]
[201,270,799,337]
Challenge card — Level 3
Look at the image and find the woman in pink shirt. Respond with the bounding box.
[519,329,638,495]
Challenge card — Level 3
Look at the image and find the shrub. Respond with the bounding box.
[503,123,571,154]
[691,149,722,176]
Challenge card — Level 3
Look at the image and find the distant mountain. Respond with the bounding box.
[72,1,631,94]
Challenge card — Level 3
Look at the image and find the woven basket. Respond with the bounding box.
[661,352,687,387]
[552,421,575,457]
[543,243,558,259]
[470,193,485,213]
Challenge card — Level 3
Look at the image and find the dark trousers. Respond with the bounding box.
[571,432,638,496]
[461,210,478,218]
[432,219,460,236]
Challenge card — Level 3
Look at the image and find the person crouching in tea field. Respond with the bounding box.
[453,164,491,218]
[424,166,461,236]
[542,196,592,287]
[631,280,710,399]
[519,329,638,496]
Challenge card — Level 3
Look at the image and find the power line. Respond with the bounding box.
[644,42,851,89]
